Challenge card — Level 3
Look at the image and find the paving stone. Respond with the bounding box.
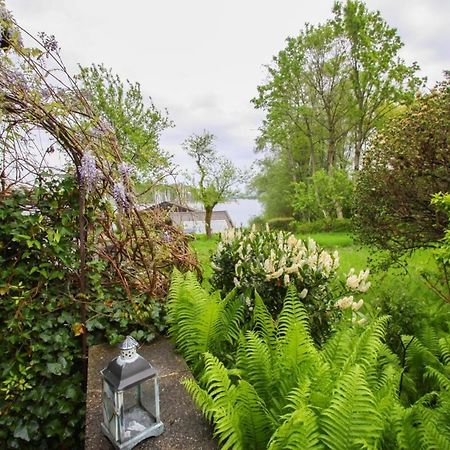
[85,337,217,450]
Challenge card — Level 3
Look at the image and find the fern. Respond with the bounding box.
[167,270,244,372]
[320,364,385,449]
[173,273,450,450]
[267,405,323,450]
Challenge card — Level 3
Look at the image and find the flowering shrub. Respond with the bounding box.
[210,226,369,342]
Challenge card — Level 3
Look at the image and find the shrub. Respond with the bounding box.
[353,78,450,262]
[295,218,352,234]
[292,169,353,222]
[0,178,166,448]
[210,226,369,343]
[266,217,295,231]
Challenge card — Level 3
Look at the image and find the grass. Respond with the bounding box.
[190,231,444,310]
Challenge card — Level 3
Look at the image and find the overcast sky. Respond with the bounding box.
[7,0,450,175]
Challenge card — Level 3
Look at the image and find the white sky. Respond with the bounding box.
[7,0,450,175]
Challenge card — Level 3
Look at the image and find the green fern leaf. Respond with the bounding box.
[267,405,323,450]
[320,365,384,450]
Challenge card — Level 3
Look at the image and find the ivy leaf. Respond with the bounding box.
[46,362,62,375]
[13,424,30,441]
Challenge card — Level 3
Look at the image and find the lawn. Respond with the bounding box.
[190,231,443,317]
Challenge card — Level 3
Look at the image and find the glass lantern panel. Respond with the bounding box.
[121,384,156,441]
[102,380,118,439]
[122,386,138,412]
[140,378,159,420]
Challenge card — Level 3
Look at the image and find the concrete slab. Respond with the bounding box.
[85,338,217,450]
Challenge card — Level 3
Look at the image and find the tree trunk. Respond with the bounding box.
[335,202,344,219]
[354,123,363,171]
[327,137,336,175]
[205,206,213,239]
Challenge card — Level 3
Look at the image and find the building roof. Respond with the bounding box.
[170,210,234,228]
[145,201,197,213]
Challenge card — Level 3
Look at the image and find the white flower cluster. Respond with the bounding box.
[215,226,339,291]
[346,268,371,293]
[335,295,367,326]
[263,234,339,287]
[335,295,364,311]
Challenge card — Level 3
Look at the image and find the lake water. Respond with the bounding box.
[190,198,263,228]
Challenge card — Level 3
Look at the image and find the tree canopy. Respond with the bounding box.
[183,131,244,237]
[353,77,450,260]
[77,64,173,181]
[252,0,423,220]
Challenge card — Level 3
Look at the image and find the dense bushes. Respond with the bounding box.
[295,218,352,234]
[169,271,450,449]
[353,79,450,261]
[0,178,165,448]
[210,226,369,343]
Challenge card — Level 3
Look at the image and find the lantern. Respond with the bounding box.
[100,336,164,449]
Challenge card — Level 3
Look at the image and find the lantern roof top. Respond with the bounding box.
[118,335,139,351]
[101,338,157,390]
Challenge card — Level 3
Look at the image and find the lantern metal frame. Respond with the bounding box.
[100,336,164,450]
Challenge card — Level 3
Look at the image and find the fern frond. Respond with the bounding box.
[419,325,441,358]
[183,377,215,422]
[343,316,389,372]
[425,365,450,391]
[219,292,245,345]
[320,364,384,450]
[277,285,311,344]
[321,326,355,370]
[237,331,273,405]
[201,352,234,404]
[439,335,450,364]
[252,291,276,345]
[235,380,273,449]
[267,405,323,450]
[389,403,421,450]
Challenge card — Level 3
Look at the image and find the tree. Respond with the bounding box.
[353,78,450,261]
[252,1,422,221]
[332,0,423,170]
[182,131,244,238]
[77,64,173,180]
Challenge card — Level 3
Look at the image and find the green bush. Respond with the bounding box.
[266,217,295,231]
[295,218,352,234]
[210,226,369,343]
[0,178,164,448]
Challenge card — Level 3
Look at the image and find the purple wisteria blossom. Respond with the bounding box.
[118,162,134,181]
[112,181,129,210]
[79,151,101,193]
[37,32,59,53]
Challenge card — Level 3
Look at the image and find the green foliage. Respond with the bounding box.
[353,79,450,262]
[424,192,450,303]
[265,217,295,232]
[0,178,84,448]
[169,275,450,449]
[0,177,164,448]
[252,1,422,220]
[173,282,413,449]
[295,218,352,234]
[209,226,369,343]
[182,130,245,237]
[292,169,353,222]
[167,270,244,375]
[77,63,172,179]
